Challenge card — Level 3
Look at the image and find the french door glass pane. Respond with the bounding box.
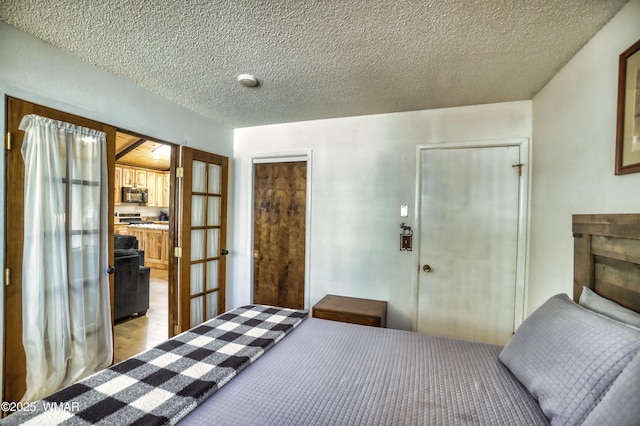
[192,195,206,226]
[70,185,83,229]
[84,186,100,227]
[70,234,83,250]
[206,291,218,320]
[208,164,221,193]
[191,230,205,261]
[207,196,220,226]
[190,296,203,328]
[193,160,206,192]
[190,263,204,295]
[207,228,219,257]
[77,234,97,256]
[206,260,218,291]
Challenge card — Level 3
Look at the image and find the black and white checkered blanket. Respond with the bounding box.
[3,305,307,425]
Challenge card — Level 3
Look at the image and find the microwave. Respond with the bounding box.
[122,187,148,203]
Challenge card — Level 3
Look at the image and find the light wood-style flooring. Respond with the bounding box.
[113,268,168,364]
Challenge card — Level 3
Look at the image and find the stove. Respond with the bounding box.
[118,213,154,224]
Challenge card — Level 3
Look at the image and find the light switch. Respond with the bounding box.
[401,235,412,250]
[400,205,408,217]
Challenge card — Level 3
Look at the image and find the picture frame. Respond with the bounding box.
[615,38,640,175]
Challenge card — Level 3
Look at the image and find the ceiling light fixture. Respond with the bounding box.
[237,74,259,87]
[152,144,171,160]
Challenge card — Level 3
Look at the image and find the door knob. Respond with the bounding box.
[422,264,431,273]
[107,266,115,275]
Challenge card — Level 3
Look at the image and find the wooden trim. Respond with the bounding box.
[168,145,179,337]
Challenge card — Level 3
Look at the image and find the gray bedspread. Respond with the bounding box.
[179,318,548,425]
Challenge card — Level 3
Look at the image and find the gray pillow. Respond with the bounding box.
[499,294,640,426]
[582,351,640,426]
[579,286,640,328]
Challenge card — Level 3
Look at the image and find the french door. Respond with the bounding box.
[4,97,116,404]
[176,148,228,331]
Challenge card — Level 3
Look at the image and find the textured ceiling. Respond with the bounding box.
[0,0,629,128]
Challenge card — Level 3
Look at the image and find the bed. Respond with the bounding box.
[3,214,640,425]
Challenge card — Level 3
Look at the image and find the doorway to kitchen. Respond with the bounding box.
[113,130,174,363]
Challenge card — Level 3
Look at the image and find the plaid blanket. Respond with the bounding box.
[3,305,307,425]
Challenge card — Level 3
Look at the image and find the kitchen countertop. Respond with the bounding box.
[115,220,169,225]
[127,223,169,230]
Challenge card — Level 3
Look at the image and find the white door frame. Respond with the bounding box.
[249,150,313,309]
[413,138,530,333]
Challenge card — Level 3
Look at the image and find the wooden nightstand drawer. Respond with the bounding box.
[312,294,387,328]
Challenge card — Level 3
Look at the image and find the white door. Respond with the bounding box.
[417,144,522,345]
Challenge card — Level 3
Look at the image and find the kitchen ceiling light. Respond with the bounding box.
[152,144,171,161]
[238,74,259,87]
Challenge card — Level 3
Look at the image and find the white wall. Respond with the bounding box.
[0,22,232,397]
[232,102,532,330]
[529,0,640,313]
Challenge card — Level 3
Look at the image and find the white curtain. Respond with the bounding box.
[19,114,112,401]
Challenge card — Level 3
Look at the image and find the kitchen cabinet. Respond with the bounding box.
[114,165,168,207]
[146,171,157,206]
[117,226,170,270]
[114,223,129,235]
[128,228,146,251]
[114,166,122,205]
[156,173,166,208]
[155,173,163,207]
[135,170,147,188]
[146,228,169,270]
[144,229,164,268]
[121,167,135,187]
[154,172,170,208]
[163,173,170,207]
[162,230,169,266]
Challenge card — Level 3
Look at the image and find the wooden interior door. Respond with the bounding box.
[178,148,228,331]
[4,97,116,403]
[253,161,306,309]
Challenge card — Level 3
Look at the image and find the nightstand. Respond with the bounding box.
[312,294,387,328]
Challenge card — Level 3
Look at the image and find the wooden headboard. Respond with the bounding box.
[573,214,640,313]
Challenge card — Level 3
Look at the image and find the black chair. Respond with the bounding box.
[114,234,151,321]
